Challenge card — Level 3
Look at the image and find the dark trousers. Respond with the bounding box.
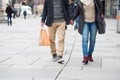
[7,15,12,26]
[24,15,27,19]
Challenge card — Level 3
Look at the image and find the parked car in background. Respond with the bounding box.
[20,5,32,16]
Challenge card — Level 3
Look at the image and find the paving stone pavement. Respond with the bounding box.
[0,17,120,80]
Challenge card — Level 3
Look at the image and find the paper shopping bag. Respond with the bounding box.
[39,29,50,46]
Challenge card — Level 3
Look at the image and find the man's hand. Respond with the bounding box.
[101,14,104,19]
[70,20,74,25]
[41,22,45,27]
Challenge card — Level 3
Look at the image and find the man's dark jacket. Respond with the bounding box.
[74,0,105,34]
[5,6,13,16]
[41,0,70,26]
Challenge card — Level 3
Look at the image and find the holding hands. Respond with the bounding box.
[70,20,74,25]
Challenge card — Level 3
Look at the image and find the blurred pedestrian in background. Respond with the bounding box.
[23,10,27,19]
[5,4,13,26]
[12,7,17,19]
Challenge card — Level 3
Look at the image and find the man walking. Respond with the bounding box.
[5,4,13,26]
[71,0,105,64]
[41,0,71,63]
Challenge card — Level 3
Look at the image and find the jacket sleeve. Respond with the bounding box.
[65,0,71,19]
[73,2,81,20]
[63,0,71,24]
[41,0,47,23]
[5,8,8,13]
[65,0,69,10]
[96,0,104,16]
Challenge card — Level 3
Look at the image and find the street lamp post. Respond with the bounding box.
[117,0,120,33]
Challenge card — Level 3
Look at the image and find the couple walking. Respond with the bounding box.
[41,0,105,64]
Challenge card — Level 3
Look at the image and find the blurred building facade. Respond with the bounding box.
[14,0,44,16]
[105,0,118,18]
[0,0,119,19]
[0,0,10,22]
[70,0,117,19]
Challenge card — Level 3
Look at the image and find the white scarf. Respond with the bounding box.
[81,0,91,6]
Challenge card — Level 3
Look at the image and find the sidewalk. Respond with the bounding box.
[0,18,120,80]
[57,19,120,80]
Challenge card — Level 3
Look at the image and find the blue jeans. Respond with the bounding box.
[7,15,12,26]
[75,17,79,29]
[82,22,97,57]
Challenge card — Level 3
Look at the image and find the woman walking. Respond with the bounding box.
[71,0,105,64]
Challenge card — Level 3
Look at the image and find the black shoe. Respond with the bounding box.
[56,56,64,63]
[52,54,57,62]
